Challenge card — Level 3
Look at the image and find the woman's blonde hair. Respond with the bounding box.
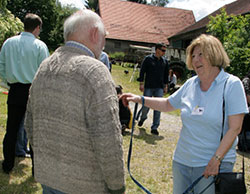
[186,34,230,70]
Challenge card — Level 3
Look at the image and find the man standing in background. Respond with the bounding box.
[137,43,169,135]
[0,13,49,174]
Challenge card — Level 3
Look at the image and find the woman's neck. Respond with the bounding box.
[200,68,220,91]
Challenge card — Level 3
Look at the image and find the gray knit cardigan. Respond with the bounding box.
[25,45,125,194]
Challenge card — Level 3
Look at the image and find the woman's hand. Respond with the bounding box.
[203,156,220,178]
[120,93,141,107]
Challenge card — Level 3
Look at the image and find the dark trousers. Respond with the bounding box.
[2,83,30,172]
[3,105,26,171]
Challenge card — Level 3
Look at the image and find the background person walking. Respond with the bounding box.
[137,42,169,135]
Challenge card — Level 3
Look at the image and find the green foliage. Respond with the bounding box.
[6,0,76,51]
[127,0,147,4]
[109,52,126,61]
[85,0,98,10]
[0,7,23,48]
[0,0,7,8]
[49,4,77,49]
[207,8,250,79]
[150,0,169,7]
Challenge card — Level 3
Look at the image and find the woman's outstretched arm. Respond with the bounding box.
[120,93,176,112]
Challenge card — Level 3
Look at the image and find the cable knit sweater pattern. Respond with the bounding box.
[25,45,125,194]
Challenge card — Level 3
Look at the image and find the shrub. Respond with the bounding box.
[0,9,23,48]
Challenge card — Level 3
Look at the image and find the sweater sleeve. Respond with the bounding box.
[86,65,125,193]
[24,90,34,146]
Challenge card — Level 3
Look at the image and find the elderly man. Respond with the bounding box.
[25,10,125,194]
[0,13,49,174]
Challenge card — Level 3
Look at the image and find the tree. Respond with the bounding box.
[127,0,147,4]
[85,0,99,10]
[207,8,250,79]
[0,0,23,48]
[49,4,77,49]
[151,0,169,7]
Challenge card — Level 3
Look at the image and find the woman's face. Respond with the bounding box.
[191,45,213,77]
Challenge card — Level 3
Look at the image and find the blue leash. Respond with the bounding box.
[127,103,152,194]
[183,175,216,194]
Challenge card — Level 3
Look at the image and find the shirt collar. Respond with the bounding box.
[214,68,229,84]
[21,32,35,38]
[152,54,163,60]
[195,68,228,85]
[65,41,95,58]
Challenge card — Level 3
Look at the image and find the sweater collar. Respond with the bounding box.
[65,41,95,58]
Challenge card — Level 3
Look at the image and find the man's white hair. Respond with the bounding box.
[63,9,104,42]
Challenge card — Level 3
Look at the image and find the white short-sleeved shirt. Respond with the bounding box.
[168,69,249,167]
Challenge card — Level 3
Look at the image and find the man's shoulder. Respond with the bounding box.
[145,54,154,59]
[142,54,154,63]
[160,56,169,64]
[2,35,19,46]
[34,38,48,48]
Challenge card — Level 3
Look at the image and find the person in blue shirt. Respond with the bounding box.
[137,42,169,135]
[0,13,49,174]
[100,51,111,71]
[120,34,248,194]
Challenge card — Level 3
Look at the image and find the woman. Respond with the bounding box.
[121,34,248,194]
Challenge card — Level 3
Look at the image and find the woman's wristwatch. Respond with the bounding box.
[214,154,223,162]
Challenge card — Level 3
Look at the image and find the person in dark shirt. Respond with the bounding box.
[137,43,169,135]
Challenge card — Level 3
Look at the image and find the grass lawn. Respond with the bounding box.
[0,64,249,193]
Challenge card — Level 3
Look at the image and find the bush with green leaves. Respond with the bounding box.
[109,52,125,62]
[0,9,23,48]
[207,8,250,79]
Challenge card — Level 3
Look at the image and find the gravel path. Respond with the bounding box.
[130,104,182,133]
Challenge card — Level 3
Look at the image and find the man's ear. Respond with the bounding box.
[32,25,40,37]
[90,27,99,44]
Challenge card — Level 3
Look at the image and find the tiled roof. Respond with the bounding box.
[170,0,250,38]
[99,0,195,45]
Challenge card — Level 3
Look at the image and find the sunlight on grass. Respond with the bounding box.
[111,64,141,95]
